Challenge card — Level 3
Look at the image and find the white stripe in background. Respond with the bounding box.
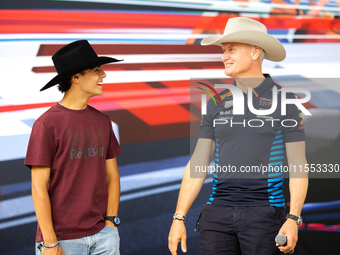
[52,0,210,10]
[0,33,206,40]
[2,33,340,43]
[120,166,185,193]
[101,69,225,84]
[120,183,182,202]
[104,54,222,64]
[0,195,35,220]
[0,167,185,220]
[0,183,178,230]
[64,0,340,12]
[0,52,222,70]
[0,215,38,230]
[70,29,194,34]
[0,179,213,230]
[0,167,213,230]
[0,134,30,161]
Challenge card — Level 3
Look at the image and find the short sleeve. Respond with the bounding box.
[106,118,123,159]
[199,99,216,140]
[25,120,56,169]
[282,93,305,143]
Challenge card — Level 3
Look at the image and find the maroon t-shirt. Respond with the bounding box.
[25,103,122,241]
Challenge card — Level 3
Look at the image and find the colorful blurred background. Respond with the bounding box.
[1,0,340,254]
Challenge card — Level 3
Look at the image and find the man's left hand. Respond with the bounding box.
[277,219,298,254]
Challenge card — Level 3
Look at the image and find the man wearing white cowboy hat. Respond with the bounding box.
[25,40,123,255]
[168,17,308,255]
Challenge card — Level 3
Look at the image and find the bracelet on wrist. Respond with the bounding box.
[42,241,59,249]
[173,218,186,222]
[173,213,186,222]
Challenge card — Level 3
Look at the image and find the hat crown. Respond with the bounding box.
[224,17,267,36]
[200,17,286,62]
[40,39,121,91]
[52,40,98,74]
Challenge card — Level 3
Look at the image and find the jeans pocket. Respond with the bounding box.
[94,226,120,255]
[104,225,120,239]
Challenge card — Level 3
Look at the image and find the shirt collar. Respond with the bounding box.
[233,74,274,97]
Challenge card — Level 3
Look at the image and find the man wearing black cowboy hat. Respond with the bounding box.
[169,17,308,255]
[25,40,123,255]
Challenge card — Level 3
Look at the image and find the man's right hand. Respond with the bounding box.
[167,139,214,254]
[168,220,187,255]
[42,245,65,255]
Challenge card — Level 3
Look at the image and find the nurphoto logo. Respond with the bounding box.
[197,82,312,116]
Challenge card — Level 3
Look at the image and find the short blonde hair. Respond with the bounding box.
[247,44,265,62]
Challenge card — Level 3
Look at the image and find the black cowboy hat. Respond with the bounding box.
[40,40,122,91]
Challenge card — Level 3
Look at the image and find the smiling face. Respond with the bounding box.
[221,42,255,78]
[77,66,107,98]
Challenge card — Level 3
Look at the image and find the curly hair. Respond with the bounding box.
[58,69,87,93]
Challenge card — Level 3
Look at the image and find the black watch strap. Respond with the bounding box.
[104,216,120,226]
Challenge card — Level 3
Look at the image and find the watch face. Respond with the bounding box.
[114,217,120,225]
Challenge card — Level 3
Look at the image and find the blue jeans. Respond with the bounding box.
[36,225,120,255]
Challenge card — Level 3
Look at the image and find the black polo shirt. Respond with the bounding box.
[199,74,305,207]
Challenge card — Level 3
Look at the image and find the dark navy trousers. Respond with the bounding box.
[199,204,286,255]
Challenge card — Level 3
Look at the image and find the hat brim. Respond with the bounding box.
[201,30,286,62]
[40,57,122,91]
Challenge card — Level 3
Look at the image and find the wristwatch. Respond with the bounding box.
[104,216,121,226]
[286,214,303,227]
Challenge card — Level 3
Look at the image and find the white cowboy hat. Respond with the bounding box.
[201,17,286,62]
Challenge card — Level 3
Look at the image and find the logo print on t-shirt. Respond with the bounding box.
[224,100,233,109]
[220,91,232,100]
[68,128,105,159]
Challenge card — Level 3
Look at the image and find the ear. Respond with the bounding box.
[70,73,81,84]
[251,46,262,61]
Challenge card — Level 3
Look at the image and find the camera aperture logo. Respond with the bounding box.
[197,82,222,110]
[197,81,312,128]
